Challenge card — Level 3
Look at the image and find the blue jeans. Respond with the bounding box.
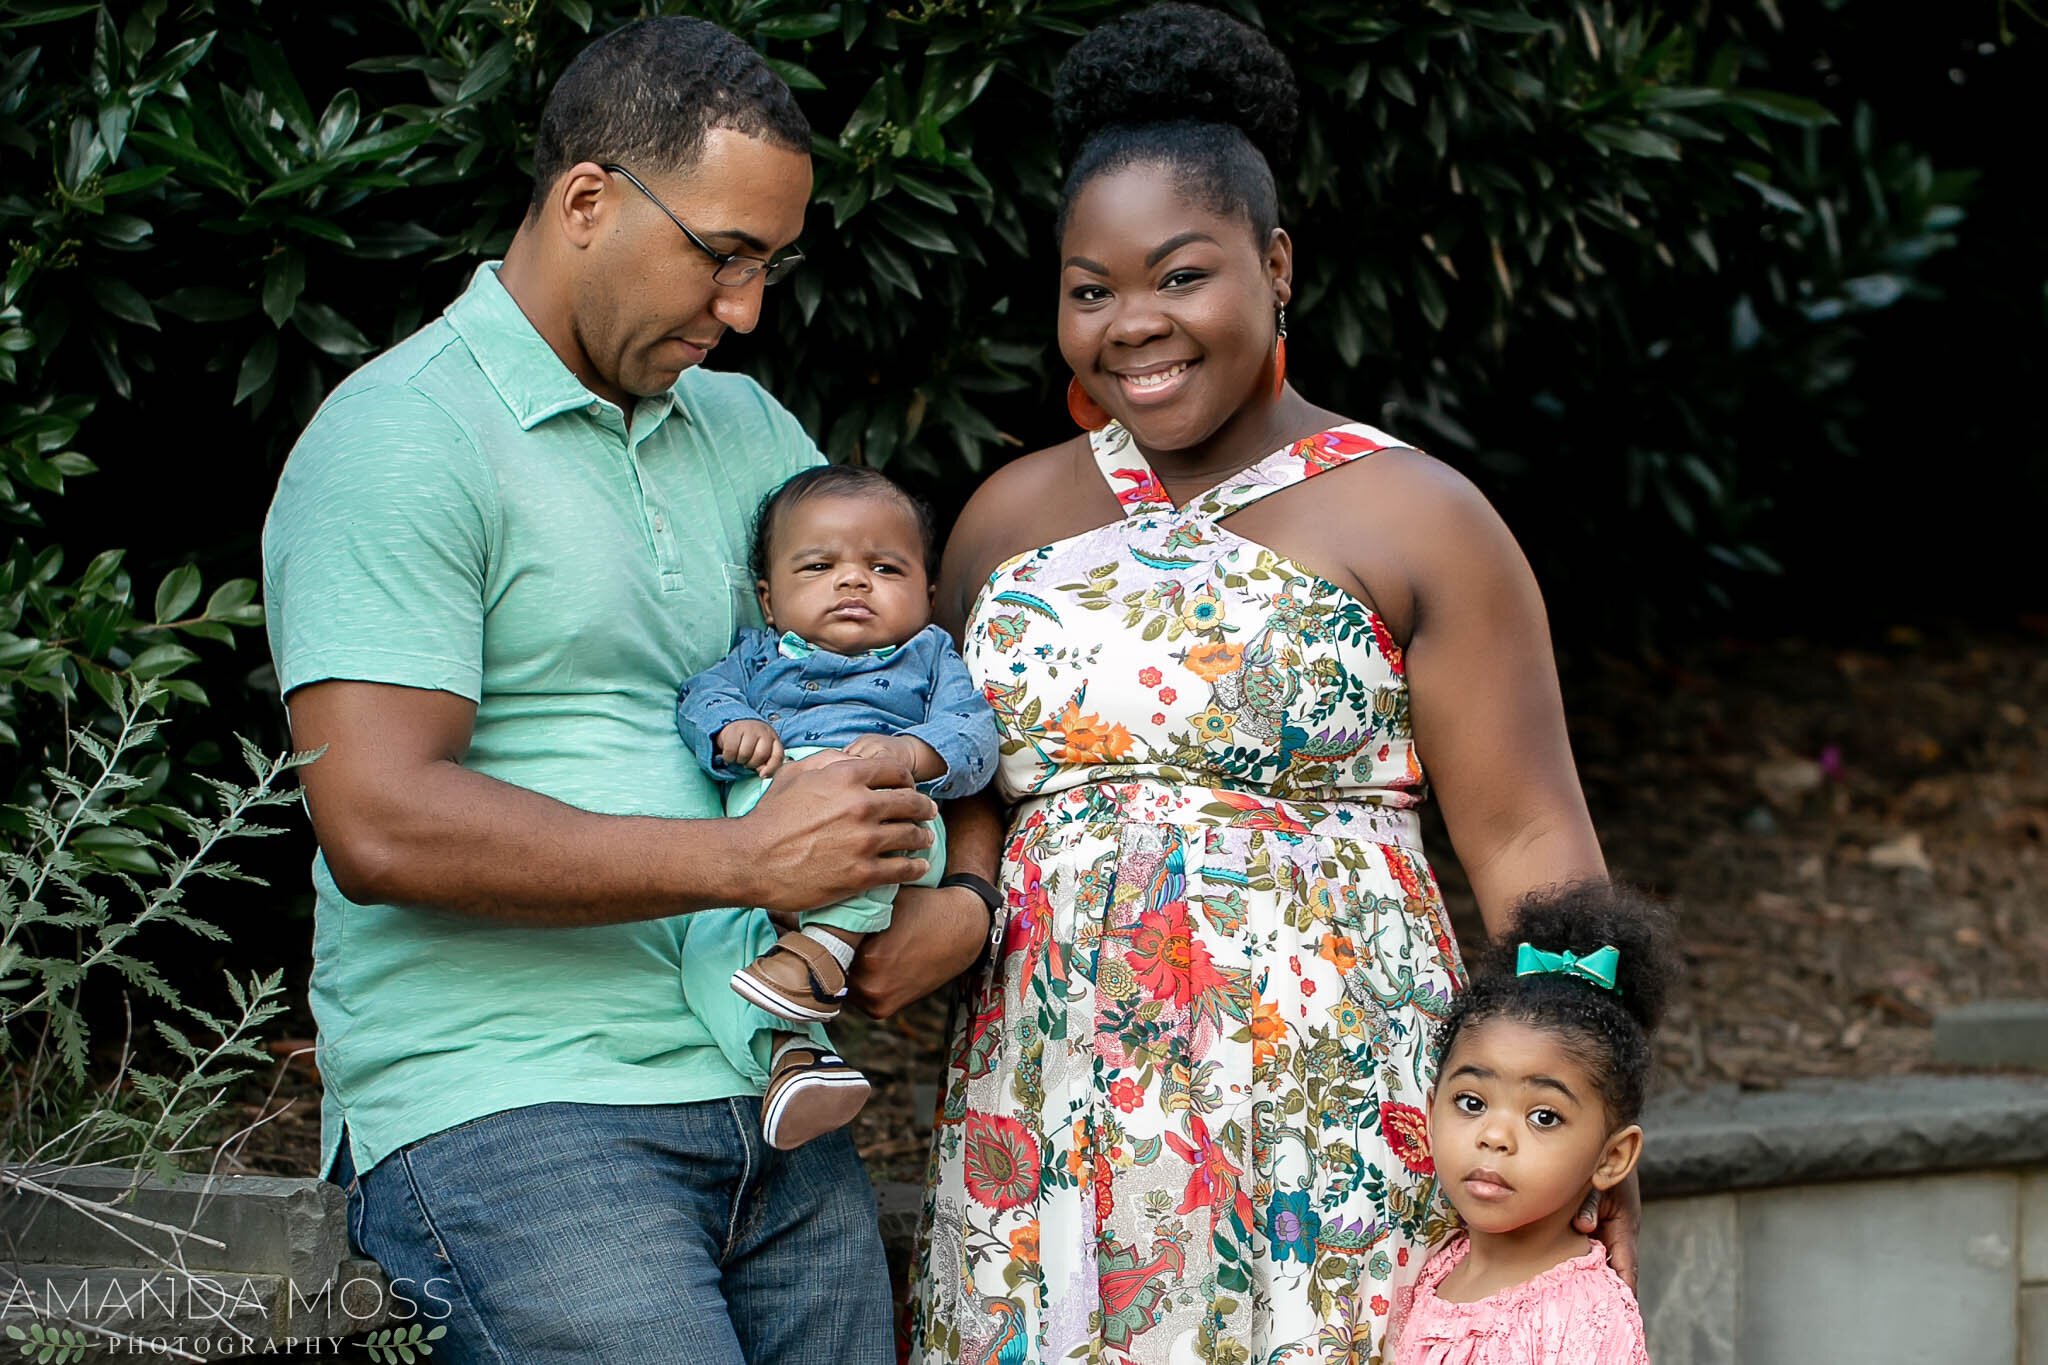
[332,1099,893,1364]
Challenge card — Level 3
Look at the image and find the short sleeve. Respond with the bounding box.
[1580,1298,1651,1365]
[262,385,496,701]
[1544,1271,1651,1365]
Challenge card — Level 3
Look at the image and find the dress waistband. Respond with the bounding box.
[1013,779,1422,850]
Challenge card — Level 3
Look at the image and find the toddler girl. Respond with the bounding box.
[677,464,998,1150]
[1393,882,1678,1364]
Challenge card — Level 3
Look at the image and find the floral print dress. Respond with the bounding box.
[909,423,1465,1365]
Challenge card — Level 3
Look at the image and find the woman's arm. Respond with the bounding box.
[1363,452,1633,1279]
[1371,453,1606,933]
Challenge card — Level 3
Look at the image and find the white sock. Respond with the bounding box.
[800,925,857,971]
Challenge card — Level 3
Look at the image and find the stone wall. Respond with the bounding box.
[9,1074,2046,1361]
[1640,1170,2045,1363]
[1635,1076,2048,1364]
[888,1074,2048,1365]
[1,1166,392,1359]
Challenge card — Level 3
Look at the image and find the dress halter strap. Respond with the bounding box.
[1087,421,1407,523]
[1087,424,1175,519]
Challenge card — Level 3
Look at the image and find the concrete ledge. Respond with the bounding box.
[1639,1075,2048,1198]
[873,1076,2048,1244]
[2,1166,392,1357]
[2,1167,350,1288]
[1935,999,2048,1069]
[9,1072,2047,1358]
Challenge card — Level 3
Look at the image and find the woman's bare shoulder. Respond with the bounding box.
[957,437,1114,550]
[1308,441,1510,556]
[970,435,1100,508]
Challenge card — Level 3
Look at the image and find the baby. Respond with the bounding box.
[677,464,998,1151]
[1392,882,1679,1364]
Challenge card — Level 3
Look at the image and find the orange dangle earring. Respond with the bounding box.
[1067,376,1110,431]
[1270,305,1288,399]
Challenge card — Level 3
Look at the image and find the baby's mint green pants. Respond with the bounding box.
[721,746,948,934]
[679,746,947,1088]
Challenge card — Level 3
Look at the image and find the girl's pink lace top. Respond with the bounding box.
[1392,1236,1650,1365]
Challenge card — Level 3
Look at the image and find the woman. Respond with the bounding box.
[882,7,1618,1361]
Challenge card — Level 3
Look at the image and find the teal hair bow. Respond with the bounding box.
[1515,942,1621,992]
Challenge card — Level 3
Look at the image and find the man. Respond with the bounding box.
[262,19,985,1363]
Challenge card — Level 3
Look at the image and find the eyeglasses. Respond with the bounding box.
[602,164,804,288]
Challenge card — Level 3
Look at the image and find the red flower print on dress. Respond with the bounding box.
[1366,614,1406,676]
[1128,900,1227,1010]
[1138,667,1162,688]
[1003,856,1066,987]
[962,1111,1041,1211]
[1370,1295,1390,1317]
[1111,467,1169,507]
[1380,844,1427,904]
[1157,686,1177,704]
[1161,1114,1255,1231]
[1109,1077,1143,1113]
[1292,427,1386,471]
[1380,1102,1433,1175]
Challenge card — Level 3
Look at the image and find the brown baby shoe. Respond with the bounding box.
[761,1038,870,1150]
[731,929,849,1023]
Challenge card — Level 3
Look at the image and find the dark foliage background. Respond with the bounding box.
[1,0,2041,1058]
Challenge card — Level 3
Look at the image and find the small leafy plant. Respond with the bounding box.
[2,678,315,1180]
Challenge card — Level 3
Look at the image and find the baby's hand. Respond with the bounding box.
[716,719,785,776]
[844,733,942,782]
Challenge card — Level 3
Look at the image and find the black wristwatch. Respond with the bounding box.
[937,872,1001,967]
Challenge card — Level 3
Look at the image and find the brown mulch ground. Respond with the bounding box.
[220,626,2048,1182]
[1555,626,2048,1092]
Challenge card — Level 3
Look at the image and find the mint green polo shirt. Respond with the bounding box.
[262,263,822,1177]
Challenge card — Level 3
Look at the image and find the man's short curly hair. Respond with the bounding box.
[1434,882,1682,1126]
[1051,3,1299,243]
[529,18,810,217]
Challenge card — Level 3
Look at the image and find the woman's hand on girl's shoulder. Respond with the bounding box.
[1577,1171,1643,1290]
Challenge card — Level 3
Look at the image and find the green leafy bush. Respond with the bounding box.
[0,0,1986,626]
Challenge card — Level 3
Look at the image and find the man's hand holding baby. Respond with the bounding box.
[716,719,785,777]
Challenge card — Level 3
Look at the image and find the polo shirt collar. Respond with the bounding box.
[777,630,901,662]
[444,262,684,432]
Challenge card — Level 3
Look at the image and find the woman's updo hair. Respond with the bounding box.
[1051,3,1299,244]
[1434,882,1681,1127]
